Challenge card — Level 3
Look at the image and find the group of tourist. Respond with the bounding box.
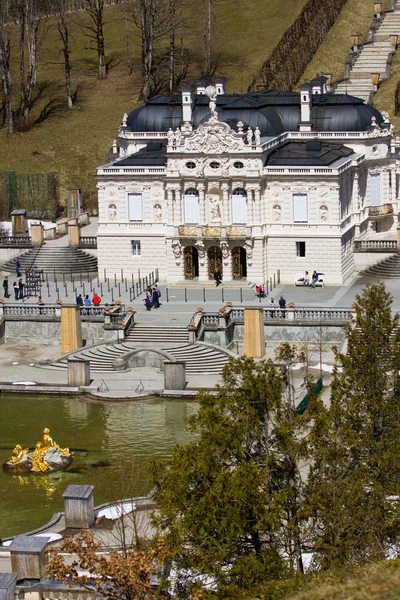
[76,293,102,307]
[2,276,25,300]
[143,284,161,311]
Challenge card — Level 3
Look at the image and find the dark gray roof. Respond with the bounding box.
[9,536,50,552]
[127,89,384,135]
[115,142,167,166]
[266,141,354,166]
[62,484,94,499]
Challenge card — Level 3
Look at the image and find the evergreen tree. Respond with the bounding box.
[308,282,400,568]
[151,356,310,594]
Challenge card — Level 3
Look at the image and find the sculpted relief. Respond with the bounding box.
[207,189,222,224]
[185,121,245,154]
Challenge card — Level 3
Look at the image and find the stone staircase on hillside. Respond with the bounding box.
[1,247,98,277]
[364,252,400,277]
[334,1,400,103]
[45,325,231,375]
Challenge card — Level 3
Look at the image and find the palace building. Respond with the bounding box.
[96,77,398,284]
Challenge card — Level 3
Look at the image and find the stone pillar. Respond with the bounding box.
[246,188,254,225]
[175,188,182,225]
[164,361,186,390]
[166,188,174,225]
[61,306,83,354]
[68,359,90,386]
[30,223,44,247]
[0,574,17,600]
[198,184,206,225]
[68,222,80,247]
[254,187,261,224]
[63,484,95,529]
[352,172,359,213]
[221,183,229,225]
[397,224,400,249]
[244,307,265,358]
[9,536,49,580]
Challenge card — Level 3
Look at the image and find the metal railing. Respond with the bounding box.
[0,236,32,247]
[354,240,397,252]
[78,236,97,248]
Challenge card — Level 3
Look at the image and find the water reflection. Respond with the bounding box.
[0,395,196,538]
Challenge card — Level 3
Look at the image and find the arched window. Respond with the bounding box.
[232,188,247,224]
[184,188,200,224]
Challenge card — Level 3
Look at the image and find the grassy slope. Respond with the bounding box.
[301,0,391,84]
[0,0,307,207]
[374,49,400,131]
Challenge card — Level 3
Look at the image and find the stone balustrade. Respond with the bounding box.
[354,239,397,252]
[0,236,32,247]
[78,236,97,249]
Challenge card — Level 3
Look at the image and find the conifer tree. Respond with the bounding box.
[151,356,310,593]
[308,282,400,568]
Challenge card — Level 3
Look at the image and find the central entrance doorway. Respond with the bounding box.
[232,246,247,279]
[183,246,199,279]
[208,246,223,280]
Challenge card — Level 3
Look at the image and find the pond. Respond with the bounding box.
[0,395,197,538]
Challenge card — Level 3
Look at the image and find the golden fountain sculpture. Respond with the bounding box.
[3,428,73,474]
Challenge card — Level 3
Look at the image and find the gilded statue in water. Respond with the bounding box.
[3,428,73,475]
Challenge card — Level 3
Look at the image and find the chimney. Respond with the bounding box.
[298,83,313,132]
[215,76,227,95]
[181,84,194,123]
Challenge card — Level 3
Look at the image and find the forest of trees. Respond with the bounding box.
[0,0,233,134]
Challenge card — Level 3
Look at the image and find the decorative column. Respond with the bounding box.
[166,187,174,225]
[198,183,206,225]
[246,187,254,225]
[221,183,230,225]
[352,172,359,213]
[175,188,182,225]
[254,186,261,224]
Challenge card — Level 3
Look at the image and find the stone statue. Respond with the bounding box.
[175,127,183,146]
[109,204,117,221]
[172,239,182,259]
[211,202,222,223]
[273,205,281,221]
[3,428,72,475]
[320,205,328,222]
[254,126,261,145]
[205,85,218,121]
[246,127,253,146]
[154,204,162,222]
[122,113,128,127]
[167,128,175,146]
[237,120,244,134]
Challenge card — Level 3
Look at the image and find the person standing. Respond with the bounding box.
[269,297,276,318]
[13,281,19,301]
[84,295,91,306]
[76,294,83,306]
[279,295,286,318]
[18,278,24,300]
[152,287,160,308]
[15,261,21,278]
[144,296,151,311]
[2,276,9,298]
[214,270,222,287]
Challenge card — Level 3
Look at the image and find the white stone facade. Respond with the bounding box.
[96,83,400,285]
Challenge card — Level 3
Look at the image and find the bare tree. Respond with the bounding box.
[81,0,107,79]
[0,0,13,133]
[50,0,74,108]
[126,0,169,101]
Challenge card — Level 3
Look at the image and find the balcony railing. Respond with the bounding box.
[368,203,394,218]
[354,240,397,252]
[78,236,97,248]
[0,236,32,247]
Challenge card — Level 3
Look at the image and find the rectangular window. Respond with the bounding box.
[184,195,200,223]
[296,241,306,257]
[128,193,143,221]
[131,240,141,256]
[232,194,248,224]
[293,193,308,223]
[370,173,381,206]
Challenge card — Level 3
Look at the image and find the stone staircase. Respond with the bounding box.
[334,2,400,103]
[1,247,98,277]
[46,325,231,375]
[364,252,400,277]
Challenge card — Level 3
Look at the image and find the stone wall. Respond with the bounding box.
[4,321,117,345]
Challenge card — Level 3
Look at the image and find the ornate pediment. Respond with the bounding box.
[184,121,246,154]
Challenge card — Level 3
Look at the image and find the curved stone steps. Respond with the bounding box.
[47,341,231,375]
[364,253,400,278]
[1,247,98,276]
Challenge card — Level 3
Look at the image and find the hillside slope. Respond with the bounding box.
[0,0,307,209]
